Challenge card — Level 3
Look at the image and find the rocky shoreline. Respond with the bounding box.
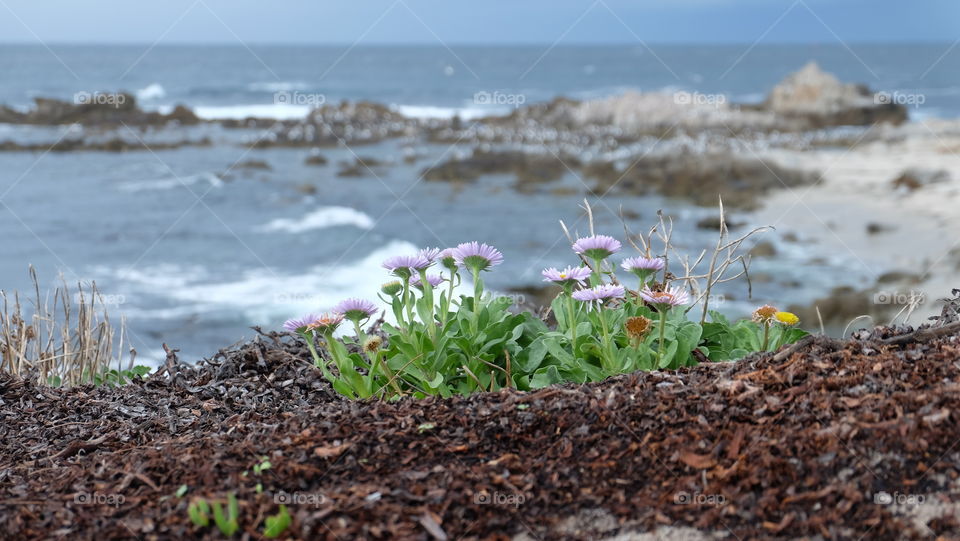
[1,63,957,326]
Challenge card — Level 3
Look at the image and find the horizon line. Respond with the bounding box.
[0,39,952,47]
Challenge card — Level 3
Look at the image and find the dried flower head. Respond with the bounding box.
[541,265,592,287]
[572,235,622,260]
[306,313,344,334]
[639,285,690,309]
[362,335,383,354]
[285,313,343,334]
[775,311,800,326]
[752,305,778,324]
[625,315,653,340]
[332,298,378,322]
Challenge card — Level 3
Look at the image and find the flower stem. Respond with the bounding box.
[376,351,404,397]
[401,276,414,331]
[352,320,366,342]
[761,322,770,351]
[471,268,482,335]
[598,309,614,372]
[567,294,579,352]
[302,331,323,366]
[656,310,667,369]
[418,270,437,342]
[591,257,604,286]
[439,272,456,328]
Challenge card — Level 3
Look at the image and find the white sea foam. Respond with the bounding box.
[136,83,166,101]
[119,172,223,192]
[256,206,375,234]
[192,104,312,120]
[92,241,469,327]
[394,104,509,120]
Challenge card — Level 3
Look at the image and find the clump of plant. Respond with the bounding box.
[187,492,240,537]
[0,267,147,386]
[284,201,807,399]
[188,494,239,536]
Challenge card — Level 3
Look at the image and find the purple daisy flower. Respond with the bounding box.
[410,273,444,290]
[382,254,432,278]
[452,242,504,272]
[572,235,622,260]
[621,256,665,273]
[418,247,443,263]
[638,286,690,309]
[438,248,458,270]
[541,266,593,287]
[571,284,626,310]
[283,313,344,334]
[283,313,322,333]
[332,298,378,322]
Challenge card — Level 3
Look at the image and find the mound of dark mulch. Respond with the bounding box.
[3,324,960,540]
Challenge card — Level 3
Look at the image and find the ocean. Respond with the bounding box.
[0,43,956,363]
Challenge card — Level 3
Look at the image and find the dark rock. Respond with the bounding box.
[235,159,271,170]
[588,154,816,210]
[305,153,328,166]
[422,149,576,190]
[749,241,777,258]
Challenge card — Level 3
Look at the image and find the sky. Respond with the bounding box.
[0,0,956,45]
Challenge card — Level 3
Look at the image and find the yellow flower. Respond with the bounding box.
[774,311,799,326]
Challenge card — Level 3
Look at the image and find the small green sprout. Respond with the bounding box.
[187,498,210,528]
[263,505,292,538]
[211,493,240,537]
[417,422,435,433]
[175,484,189,498]
[252,456,272,475]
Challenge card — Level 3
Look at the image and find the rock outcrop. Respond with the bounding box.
[760,62,907,127]
[0,94,199,126]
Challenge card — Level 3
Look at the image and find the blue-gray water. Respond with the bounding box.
[0,44,955,363]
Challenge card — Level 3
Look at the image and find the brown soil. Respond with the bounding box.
[3,325,960,540]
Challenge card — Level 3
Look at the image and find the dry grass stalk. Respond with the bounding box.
[560,199,770,324]
[0,266,130,386]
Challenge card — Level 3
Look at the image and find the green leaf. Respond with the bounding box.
[708,310,730,325]
[657,340,679,369]
[525,338,549,372]
[175,485,189,498]
[530,365,563,388]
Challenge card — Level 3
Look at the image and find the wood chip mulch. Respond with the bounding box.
[3,325,960,540]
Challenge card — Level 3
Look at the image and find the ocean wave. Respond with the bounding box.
[136,83,166,101]
[247,81,310,92]
[192,104,312,120]
[119,172,223,193]
[93,240,424,324]
[256,206,376,234]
